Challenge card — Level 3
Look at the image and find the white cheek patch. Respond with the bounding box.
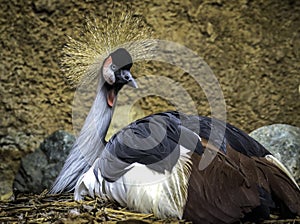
[103,56,115,85]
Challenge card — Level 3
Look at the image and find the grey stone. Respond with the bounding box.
[249,124,300,181]
[13,130,75,194]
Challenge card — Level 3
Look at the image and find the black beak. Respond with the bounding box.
[121,70,138,88]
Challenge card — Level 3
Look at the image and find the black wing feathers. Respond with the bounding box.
[170,111,269,157]
[104,112,203,173]
[105,111,270,171]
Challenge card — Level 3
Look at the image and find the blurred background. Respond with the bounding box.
[0,0,299,198]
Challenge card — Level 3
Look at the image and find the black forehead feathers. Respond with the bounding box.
[110,48,133,70]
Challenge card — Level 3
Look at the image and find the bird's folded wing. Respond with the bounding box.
[98,113,202,182]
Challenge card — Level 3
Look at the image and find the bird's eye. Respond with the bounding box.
[111,64,117,71]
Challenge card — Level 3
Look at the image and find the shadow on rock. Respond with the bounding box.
[13,130,75,194]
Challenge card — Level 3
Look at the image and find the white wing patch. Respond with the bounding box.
[74,145,193,219]
[74,158,128,205]
[123,145,192,219]
[74,158,103,201]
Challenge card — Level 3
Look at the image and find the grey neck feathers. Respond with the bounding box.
[50,79,113,193]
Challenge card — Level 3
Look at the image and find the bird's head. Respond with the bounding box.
[101,48,137,107]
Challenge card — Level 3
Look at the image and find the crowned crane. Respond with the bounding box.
[51,48,300,223]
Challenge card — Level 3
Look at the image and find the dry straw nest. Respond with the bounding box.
[0,191,186,224]
[0,190,299,224]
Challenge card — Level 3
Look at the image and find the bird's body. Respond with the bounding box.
[74,111,300,223]
[52,47,300,223]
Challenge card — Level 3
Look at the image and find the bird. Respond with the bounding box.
[51,46,300,223]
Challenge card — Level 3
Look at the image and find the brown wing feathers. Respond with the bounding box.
[253,156,300,216]
[183,142,300,224]
[184,149,261,223]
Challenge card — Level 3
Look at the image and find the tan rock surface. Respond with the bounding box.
[1,0,299,198]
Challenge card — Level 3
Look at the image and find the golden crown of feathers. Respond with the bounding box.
[61,12,154,86]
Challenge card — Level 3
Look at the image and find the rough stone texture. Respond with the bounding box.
[13,130,75,194]
[250,124,300,182]
[1,0,299,197]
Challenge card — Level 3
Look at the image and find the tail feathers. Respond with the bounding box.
[236,149,300,217]
[256,156,300,216]
[265,155,299,190]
